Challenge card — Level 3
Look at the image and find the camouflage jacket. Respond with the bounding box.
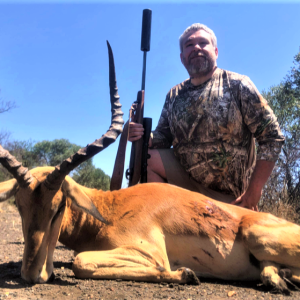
[151,68,285,197]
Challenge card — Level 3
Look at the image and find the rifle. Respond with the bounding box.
[110,9,152,190]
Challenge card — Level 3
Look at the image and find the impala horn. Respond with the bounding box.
[45,41,124,190]
[0,145,34,188]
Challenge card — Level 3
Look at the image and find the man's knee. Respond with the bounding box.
[147,149,167,181]
[148,149,160,166]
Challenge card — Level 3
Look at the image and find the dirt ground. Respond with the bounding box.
[1,202,300,300]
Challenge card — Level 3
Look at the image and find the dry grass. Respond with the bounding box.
[260,200,299,224]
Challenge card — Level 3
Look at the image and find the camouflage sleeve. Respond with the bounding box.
[240,76,285,161]
[151,93,173,149]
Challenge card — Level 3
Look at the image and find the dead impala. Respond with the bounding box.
[1,42,300,295]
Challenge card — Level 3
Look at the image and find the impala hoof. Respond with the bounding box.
[179,267,200,285]
[270,284,291,296]
[279,268,292,279]
[261,273,290,295]
[48,272,55,282]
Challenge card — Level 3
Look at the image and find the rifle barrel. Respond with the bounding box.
[140,9,152,52]
[140,9,152,91]
[141,52,147,91]
[127,9,152,187]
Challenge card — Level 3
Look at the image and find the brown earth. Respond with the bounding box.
[1,202,300,300]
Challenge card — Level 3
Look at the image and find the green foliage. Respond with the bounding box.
[261,49,300,211]
[72,160,110,191]
[0,140,37,181]
[0,138,110,191]
[32,139,81,166]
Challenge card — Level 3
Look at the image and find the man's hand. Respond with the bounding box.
[231,189,261,211]
[128,122,144,142]
[231,160,275,211]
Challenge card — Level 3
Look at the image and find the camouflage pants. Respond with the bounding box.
[158,149,235,203]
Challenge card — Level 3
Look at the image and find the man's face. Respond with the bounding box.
[180,29,218,78]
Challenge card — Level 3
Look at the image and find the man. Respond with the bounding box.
[129,23,284,211]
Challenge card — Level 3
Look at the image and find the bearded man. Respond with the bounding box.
[129,23,284,211]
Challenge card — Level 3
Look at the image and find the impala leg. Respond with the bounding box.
[286,268,300,284]
[240,214,300,292]
[72,245,199,284]
[260,261,289,294]
[240,214,300,266]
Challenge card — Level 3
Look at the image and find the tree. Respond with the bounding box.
[260,50,300,218]
[0,94,16,146]
[0,130,11,146]
[33,139,110,190]
[32,139,81,166]
[0,93,17,181]
[0,140,36,182]
[0,138,111,191]
[0,100,16,114]
[72,160,110,191]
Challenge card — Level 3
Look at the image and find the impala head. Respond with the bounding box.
[0,41,123,283]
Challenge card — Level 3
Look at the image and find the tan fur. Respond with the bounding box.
[1,166,300,293]
[0,179,18,202]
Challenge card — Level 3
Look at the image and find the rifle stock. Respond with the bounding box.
[128,91,145,186]
[140,117,152,183]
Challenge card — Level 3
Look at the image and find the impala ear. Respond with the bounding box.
[62,177,109,225]
[0,179,18,202]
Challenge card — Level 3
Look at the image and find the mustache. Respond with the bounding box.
[189,51,207,60]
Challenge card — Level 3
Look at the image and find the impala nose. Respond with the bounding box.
[21,267,53,283]
[47,272,55,282]
[21,269,38,283]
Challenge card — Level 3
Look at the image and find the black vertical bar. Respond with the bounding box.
[140,9,152,91]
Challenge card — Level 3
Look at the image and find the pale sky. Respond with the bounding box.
[1,1,299,186]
